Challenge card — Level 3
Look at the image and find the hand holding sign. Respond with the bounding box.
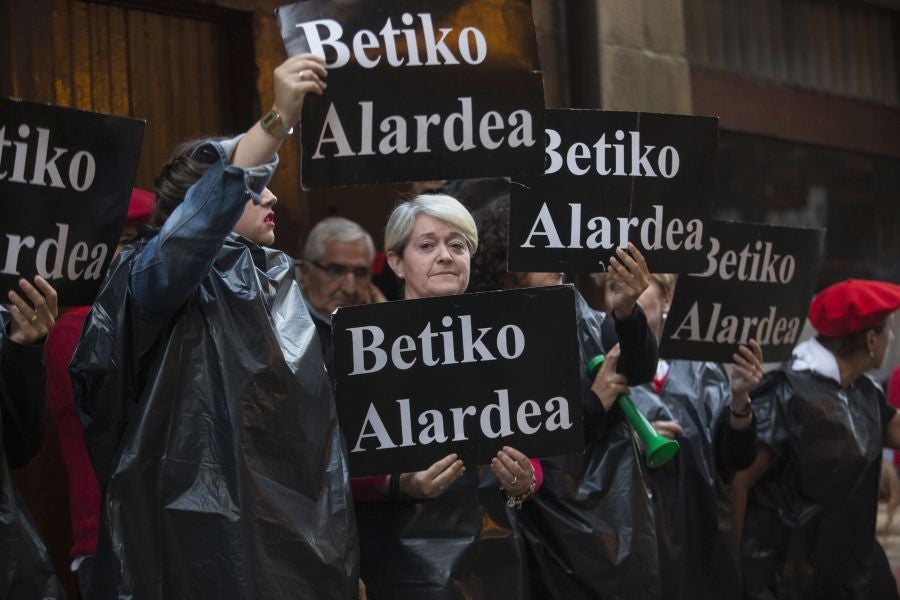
[589,344,629,412]
[730,340,764,396]
[729,340,764,427]
[273,53,327,126]
[608,243,651,319]
[6,276,58,344]
[398,453,465,499]
[490,446,535,499]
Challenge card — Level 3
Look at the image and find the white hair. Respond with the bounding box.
[384,194,478,256]
[303,217,375,262]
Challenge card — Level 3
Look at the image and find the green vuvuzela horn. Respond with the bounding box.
[587,354,679,469]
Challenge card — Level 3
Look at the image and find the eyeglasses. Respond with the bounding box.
[310,260,372,280]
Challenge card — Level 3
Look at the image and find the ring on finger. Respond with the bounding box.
[299,70,308,80]
[30,313,38,323]
[510,475,518,486]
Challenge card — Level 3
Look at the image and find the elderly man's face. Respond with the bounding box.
[301,239,373,315]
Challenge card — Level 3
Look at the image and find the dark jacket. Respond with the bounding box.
[742,350,892,600]
[631,360,758,600]
[356,465,532,600]
[518,291,661,600]
[70,138,359,600]
[0,307,67,599]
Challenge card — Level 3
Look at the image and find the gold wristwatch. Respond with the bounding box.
[260,109,293,141]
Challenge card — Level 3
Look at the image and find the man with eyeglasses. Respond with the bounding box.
[298,217,385,376]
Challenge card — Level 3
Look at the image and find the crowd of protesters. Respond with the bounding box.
[2,54,900,600]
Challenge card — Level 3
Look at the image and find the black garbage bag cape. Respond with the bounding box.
[70,236,359,600]
[1,308,67,599]
[631,360,749,600]
[741,361,885,600]
[356,466,530,599]
[517,293,660,600]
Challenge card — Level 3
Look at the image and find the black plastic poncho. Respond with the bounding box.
[517,291,660,600]
[741,358,891,599]
[0,307,67,599]
[356,465,531,600]
[70,237,359,600]
[630,360,757,600]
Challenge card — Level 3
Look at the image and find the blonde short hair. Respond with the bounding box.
[384,194,478,256]
[650,273,677,298]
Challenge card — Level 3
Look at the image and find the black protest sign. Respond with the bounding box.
[508,109,718,273]
[277,0,545,188]
[659,220,826,363]
[0,99,144,306]
[333,285,583,477]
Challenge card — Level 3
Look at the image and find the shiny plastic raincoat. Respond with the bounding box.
[70,139,359,600]
[518,292,660,600]
[631,360,757,600]
[1,307,67,599]
[741,340,893,599]
[356,465,532,600]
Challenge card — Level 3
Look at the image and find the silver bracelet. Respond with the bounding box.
[502,473,537,509]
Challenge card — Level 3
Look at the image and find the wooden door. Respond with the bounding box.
[1,0,257,191]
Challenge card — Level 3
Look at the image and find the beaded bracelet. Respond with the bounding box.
[502,473,537,509]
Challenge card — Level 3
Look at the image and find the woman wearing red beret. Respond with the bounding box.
[734,279,900,599]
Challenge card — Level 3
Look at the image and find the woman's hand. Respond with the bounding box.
[5,276,58,345]
[491,446,534,497]
[398,453,465,499]
[233,54,328,168]
[273,53,327,127]
[729,340,763,429]
[607,243,650,318]
[651,419,684,440]
[590,344,630,412]
[730,339,764,397]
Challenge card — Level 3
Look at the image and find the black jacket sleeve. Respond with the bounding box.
[713,409,758,482]
[600,304,658,385]
[0,308,48,469]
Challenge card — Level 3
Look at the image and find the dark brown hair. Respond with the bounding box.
[150,138,221,227]
[817,320,887,358]
[468,197,515,293]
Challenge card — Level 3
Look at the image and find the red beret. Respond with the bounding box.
[809,279,900,337]
[125,187,154,226]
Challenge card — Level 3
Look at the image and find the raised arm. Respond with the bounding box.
[131,54,326,315]
[601,243,659,384]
